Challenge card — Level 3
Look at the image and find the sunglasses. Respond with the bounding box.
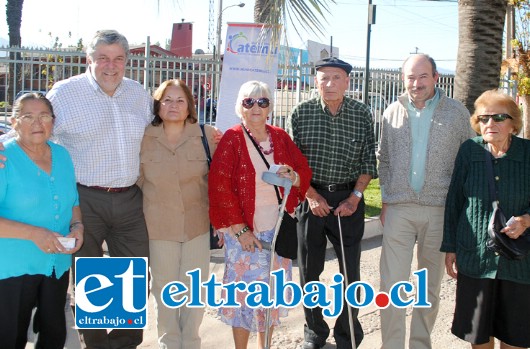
[477,114,513,124]
[241,97,270,109]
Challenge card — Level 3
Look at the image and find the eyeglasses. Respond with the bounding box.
[17,114,54,125]
[477,114,513,124]
[241,97,270,109]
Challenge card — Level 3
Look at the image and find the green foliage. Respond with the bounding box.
[364,178,381,218]
[510,0,530,95]
[255,0,336,49]
[520,75,530,95]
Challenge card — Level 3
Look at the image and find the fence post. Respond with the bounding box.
[144,36,151,92]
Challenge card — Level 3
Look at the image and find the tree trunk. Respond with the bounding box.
[454,0,508,114]
[521,94,530,139]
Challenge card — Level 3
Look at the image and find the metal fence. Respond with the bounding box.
[0,46,516,143]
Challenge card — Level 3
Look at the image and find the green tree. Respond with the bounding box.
[453,0,509,114]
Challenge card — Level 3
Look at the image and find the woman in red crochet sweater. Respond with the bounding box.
[209,80,312,349]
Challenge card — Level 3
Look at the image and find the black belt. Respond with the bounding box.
[311,181,356,192]
[77,183,135,193]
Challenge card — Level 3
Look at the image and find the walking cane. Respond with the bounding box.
[337,214,357,349]
[261,172,292,349]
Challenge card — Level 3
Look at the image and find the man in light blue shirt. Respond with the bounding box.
[376,54,473,349]
[408,89,440,193]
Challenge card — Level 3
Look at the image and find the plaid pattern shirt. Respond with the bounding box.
[287,96,378,184]
[48,71,153,187]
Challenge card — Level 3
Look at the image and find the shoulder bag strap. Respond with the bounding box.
[242,124,282,204]
[199,124,212,168]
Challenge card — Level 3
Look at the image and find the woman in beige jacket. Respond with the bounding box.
[138,79,218,349]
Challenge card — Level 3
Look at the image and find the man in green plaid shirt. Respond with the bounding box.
[287,57,378,349]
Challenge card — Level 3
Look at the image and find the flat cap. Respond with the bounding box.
[315,57,353,75]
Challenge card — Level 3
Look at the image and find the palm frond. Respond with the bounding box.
[255,0,336,49]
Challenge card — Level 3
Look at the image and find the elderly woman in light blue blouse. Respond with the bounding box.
[0,93,83,349]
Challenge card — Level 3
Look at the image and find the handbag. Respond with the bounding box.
[243,125,299,260]
[484,147,530,260]
[200,124,222,250]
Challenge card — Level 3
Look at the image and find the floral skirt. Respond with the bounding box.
[218,228,292,332]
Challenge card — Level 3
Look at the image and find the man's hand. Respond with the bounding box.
[334,195,360,217]
[212,127,223,144]
[306,187,332,217]
[380,203,388,226]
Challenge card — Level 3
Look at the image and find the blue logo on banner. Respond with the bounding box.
[75,257,148,329]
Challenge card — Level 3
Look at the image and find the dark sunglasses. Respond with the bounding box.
[241,97,270,109]
[477,114,513,124]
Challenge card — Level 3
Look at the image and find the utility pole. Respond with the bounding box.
[363,0,376,105]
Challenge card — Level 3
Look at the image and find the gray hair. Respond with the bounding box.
[235,80,274,118]
[86,30,130,59]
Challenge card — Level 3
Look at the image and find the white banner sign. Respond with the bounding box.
[215,23,279,132]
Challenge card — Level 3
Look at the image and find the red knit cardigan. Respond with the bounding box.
[208,124,312,231]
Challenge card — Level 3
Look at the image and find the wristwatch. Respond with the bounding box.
[352,190,363,198]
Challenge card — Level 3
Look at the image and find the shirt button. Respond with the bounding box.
[495,176,500,181]
[54,195,59,200]
[50,177,55,182]
[55,215,60,220]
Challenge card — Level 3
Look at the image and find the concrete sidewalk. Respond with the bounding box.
[27,219,384,349]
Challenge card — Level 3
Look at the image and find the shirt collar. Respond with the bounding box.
[319,96,345,117]
[408,88,440,111]
[85,68,124,97]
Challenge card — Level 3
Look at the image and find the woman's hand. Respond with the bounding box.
[277,165,300,187]
[445,253,458,279]
[232,225,262,253]
[501,214,530,239]
[215,229,225,247]
[30,227,67,254]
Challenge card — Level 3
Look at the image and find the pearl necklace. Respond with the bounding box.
[244,126,274,155]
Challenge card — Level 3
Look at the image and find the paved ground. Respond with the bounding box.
[28,219,504,348]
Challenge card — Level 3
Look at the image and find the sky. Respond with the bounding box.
[0,0,460,72]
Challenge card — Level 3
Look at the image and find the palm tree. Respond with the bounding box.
[5,0,25,103]
[253,0,335,47]
[6,0,24,47]
[454,0,508,113]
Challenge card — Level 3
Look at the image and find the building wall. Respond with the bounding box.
[170,22,193,58]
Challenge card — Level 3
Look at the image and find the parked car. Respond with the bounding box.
[0,122,12,135]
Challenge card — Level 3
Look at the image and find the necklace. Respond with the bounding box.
[244,126,274,155]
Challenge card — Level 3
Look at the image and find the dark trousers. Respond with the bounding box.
[74,184,149,349]
[297,188,365,348]
[0,272,69,349]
